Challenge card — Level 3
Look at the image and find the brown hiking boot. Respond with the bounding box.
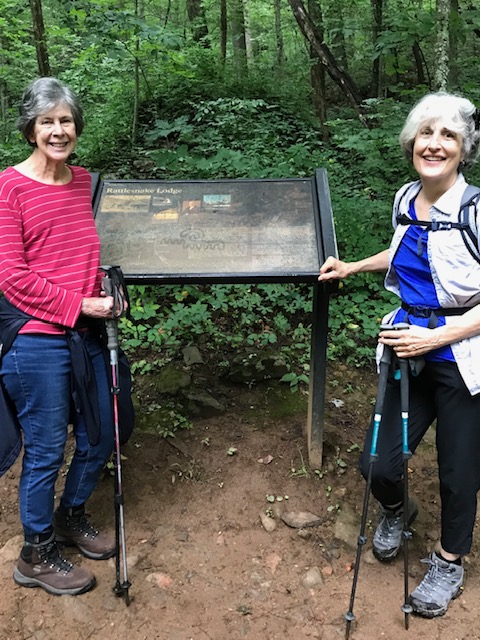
[13,534,96,596]
[54,507,115,560]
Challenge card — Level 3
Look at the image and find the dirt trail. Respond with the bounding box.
[1,365,480,640]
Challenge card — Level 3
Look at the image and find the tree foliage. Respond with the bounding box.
[2,0,480,370]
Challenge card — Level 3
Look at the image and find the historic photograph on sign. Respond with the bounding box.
[94,179,321,279]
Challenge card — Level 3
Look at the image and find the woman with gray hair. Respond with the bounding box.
[319,92,480,618]
[0,77,118,596]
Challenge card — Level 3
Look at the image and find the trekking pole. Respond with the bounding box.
[344,342,392,640]
[398,356,413,629]
[102,268,131,606]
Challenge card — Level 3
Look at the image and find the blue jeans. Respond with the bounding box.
[1,333,114,539]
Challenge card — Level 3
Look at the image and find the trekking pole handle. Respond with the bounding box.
[105,319,119,355]
[379,322,410,332]
[379,322,409,364]
[102,274,119,354]
[102,272,115,300]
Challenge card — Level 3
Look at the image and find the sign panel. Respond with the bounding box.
[94,177,327,282]
[92,171,338,464]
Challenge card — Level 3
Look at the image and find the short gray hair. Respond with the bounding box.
[399,92,480,169]
[17,77,84,145]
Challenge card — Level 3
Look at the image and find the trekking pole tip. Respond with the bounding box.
[113,580,132,606]
[401,602,412,629]
[344,611,355,639]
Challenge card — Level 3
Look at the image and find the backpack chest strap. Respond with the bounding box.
[396,214,468,232]
[396,213,470,256]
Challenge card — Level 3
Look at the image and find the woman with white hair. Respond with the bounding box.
[319,92,480,618]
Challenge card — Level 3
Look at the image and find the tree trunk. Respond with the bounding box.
[434,0,450,90]
[164,0,171,26]
[243,0,253,62]
[449,0,459,86]
[0,80,6,144]
[371,0,383,97]
[29,0,50,76]
[274,0,285,67]
[0,26,6,143]
[288,0,366,124]
[308,0,328,140]
[186,0,209,46]
[230,0,248,78]
[220,0,227,65]
[131,0,143,145]
[412,41,427,86]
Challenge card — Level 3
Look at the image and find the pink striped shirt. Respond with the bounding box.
[0,165,102,334]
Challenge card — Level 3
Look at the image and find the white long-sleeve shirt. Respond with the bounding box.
[379,173,480,395]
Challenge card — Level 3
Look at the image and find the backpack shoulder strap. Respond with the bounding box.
[459,184,480,264]
[461,184,480,204]
[396,182,413,207]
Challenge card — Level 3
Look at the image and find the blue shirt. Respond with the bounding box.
[392,198,454,362]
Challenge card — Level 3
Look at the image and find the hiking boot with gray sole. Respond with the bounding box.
[13,534,96,596]
[409,552,464,618]
[54,507,115,560]
[372,498,418,562]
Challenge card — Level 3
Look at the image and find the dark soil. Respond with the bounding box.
[1,362,480,640]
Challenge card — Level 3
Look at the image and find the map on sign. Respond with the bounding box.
[94,178,323,280]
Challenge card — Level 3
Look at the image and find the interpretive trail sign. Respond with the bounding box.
[93,169,338,466]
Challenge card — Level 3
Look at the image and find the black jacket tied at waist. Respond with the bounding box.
[0,297,134,477]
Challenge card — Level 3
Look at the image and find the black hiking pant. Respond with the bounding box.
[359,360,480,555]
